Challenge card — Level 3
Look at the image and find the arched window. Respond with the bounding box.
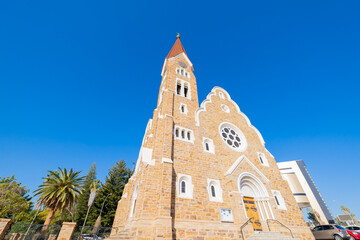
[219,92,225,99]
[271,190,286,210]
[181,181,186,193]
[175,129,179,137]
[259,155,264,164]
[203,138,215,154]
[175,80,190,99]
[179,103,187,115]
[177,82,182,95]
[258,153,269,166]
[187,132,191,140]
[211,185,216,197]
[221,104,230,113]
[207,179,222,202]
[181,130,185,139]
[184,84,188,98]
[178,174,193,199]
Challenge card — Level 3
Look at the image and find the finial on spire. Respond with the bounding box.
[166,34,187,59]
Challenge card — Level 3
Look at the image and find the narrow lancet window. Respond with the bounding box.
[177,83,182,95]
[184,85,188,97]
[181,181,186,193]
[275,195,280,206]
[187,132,191,140]
[211,185,216,197]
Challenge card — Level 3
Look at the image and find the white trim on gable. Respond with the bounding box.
[161,53,194,77]
[195,87,266,147]
[167,52,193,70]
[224,155,270,182]
[134,119,153,174]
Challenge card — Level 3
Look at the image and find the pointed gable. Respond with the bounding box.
[166,34,187,59]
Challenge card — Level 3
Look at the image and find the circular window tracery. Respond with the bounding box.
[219,123,247,152]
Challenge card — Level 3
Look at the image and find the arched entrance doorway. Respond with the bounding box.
[239,172,274,231]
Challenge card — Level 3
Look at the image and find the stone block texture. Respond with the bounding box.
[111,37,315,240]
[57,222,77,240]
[0,219,13,240]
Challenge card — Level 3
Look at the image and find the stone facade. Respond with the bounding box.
[111,37,315,240]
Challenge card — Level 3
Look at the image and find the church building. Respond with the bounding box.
[111,36,315,240]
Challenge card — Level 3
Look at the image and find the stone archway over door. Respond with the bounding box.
[239,172,274,231]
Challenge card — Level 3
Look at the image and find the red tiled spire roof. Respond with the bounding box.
[166,34,187,59]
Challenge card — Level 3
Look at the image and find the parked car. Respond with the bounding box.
[311,224,350,240]
[79,234,104,240]
[344,226,360,240]
[346,226,360,233]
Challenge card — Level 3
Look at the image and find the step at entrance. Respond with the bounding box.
[247,231,300,240]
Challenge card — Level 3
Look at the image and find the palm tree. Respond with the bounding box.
[341,205,355,225]
[341,205,350,215]
[34,168,84,238]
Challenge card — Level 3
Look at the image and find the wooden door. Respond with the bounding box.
[243,196,262,231]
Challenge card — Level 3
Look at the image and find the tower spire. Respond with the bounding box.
[166,33,187,59]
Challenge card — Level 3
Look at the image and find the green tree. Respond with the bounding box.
[87,160,132,227]
[34,168,84,237]
[341,205,356,225]
[307,209,319,225]
[0,175,33,221]
[74,163,97,226]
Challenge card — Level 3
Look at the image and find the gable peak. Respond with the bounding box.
[166,34,187,59]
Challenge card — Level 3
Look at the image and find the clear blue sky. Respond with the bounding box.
[1,0,359,218]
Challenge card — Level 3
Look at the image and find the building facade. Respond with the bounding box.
[111,36,314,240]
[277,160,334,225]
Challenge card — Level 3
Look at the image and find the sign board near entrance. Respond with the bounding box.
[220,208,234,222]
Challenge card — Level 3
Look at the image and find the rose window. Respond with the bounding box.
[221,126,242,149]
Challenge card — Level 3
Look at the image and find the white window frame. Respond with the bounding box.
[177,174,193,199]
[219,91,225,99]
[175,78,191,99]
[271,190,287,210]
[176,67,190,79]
[202,137,215,154]
[179,103,188,115]
[221,104,230,113]
[174,125,194,143]
[207,179,223,202]
[257,152,269,166]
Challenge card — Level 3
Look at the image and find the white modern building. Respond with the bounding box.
[278,160,334,225]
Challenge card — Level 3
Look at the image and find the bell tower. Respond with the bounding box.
[111,35,201,239]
